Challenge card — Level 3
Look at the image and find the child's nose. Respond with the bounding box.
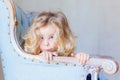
[44,40,49,46]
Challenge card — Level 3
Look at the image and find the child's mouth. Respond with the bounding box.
[43,49,52,52]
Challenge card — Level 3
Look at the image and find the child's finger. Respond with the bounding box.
[52,52,58,56]
[47,52,53,61]
[86,54,90,61]
[76,53,82,65]
[80,53,84,64]
[83,53,90,65]
[82,53,87,65]
[45,52,49,61]
[49,52,53,61]
[42,52,47,60]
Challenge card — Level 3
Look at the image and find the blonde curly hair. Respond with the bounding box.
[23,11,75,56]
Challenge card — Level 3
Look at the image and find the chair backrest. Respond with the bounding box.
[0,0,119,80]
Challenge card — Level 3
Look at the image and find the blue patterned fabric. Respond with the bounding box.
[15,7,29,44]
[15,6,37,44]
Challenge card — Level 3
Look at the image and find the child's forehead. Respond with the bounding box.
[39,24,59,31]
[39,25,57,35]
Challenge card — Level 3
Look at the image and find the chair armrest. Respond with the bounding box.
[51,56,119,74]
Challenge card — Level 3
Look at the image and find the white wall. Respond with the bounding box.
[97,0,120,79]
[0,0,120,80]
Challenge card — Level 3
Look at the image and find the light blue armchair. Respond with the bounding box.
[0,0,118,80]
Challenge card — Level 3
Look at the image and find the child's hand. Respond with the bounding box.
[40,51,58,62]
[71,52,90,65]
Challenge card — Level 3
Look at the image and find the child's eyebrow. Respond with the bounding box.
[47,34,55,38]
[49,34,55,36]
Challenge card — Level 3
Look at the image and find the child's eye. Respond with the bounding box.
[50,36,54,39]
[49,36,54,40]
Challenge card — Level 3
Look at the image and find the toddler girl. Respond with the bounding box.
[22,11,89,65]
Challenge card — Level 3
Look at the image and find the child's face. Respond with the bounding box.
[39,24,58,52]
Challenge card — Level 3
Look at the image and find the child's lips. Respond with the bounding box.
[43,49,52,52]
